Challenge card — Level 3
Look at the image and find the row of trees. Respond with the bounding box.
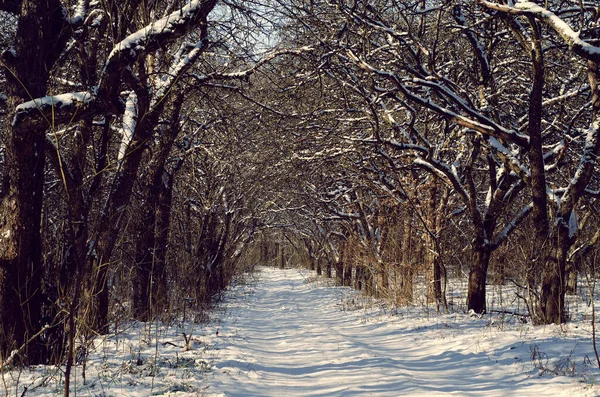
[2,0,600,374]
[0,0,303,369]
[253,0,600,325]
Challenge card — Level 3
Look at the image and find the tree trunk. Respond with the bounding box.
[91,106,155,333]
[316,258,322,275]
[132,94,183,321]
[565,262,578,295]
[424,241,443,306]
[466,245,492,314]
[424,183,446,310]
[377,263,389,298]
[0,0,68,364]
[343,263,352,286]
[398,216,414,304]
[364,265,374,296]
[279,241,285,269]
[398,265,413,305]
[334,261,344,284]
[152,171,177,315]
[534,60,600,324]
[537,224,572,324]
[354,265,362,290]
[260,241,269,265]
[132,195,157,321]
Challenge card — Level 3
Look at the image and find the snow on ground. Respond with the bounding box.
[4,267,600,396]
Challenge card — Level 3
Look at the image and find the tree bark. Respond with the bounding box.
[466,245,492,314]
[132,94,183,321]
[334,261,344,284]
[91,91,154,333]
[537,241,567,324]
[536,58,600,324]
[424,183,444,309]
[398,216,414,304]
[316,258,322,275]
[0,0,68,364]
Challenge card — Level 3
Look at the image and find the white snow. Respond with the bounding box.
[568,210,578,238]
[69,0,87,25]
[514,2,600,57]
[4,267,600,396]
[11,91,93,127]
[14,92,92,111]
[200,269,600,396]
[481,1,600,60]
[117,91,138,161]
[106,0,206,62]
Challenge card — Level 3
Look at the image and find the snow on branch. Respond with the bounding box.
[478,1,600,62]
[452,5,490,83]
[488,137,530,182]
[69,0,88,25]
[11,0,217,130]
[491,202,533,249]
[383,140,429,155]
[117,92,138,161]
[559,118,600,212]
[152,40,210,108]
[11,92,94,129]
[190,46,314,85]
[414,158,471,205]
[345,50,530,148]
[98,0,217,97]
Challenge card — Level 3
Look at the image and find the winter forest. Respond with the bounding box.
[2,0,600,395]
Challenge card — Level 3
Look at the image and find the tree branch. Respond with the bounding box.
[479,1,600,62]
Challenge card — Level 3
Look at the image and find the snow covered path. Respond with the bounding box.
[204,268,599,396]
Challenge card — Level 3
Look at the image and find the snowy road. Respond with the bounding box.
[204,267,599,396]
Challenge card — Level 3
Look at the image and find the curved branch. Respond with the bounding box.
[97,0,218,105]
[345,50,530,147]
[479,1,600,62]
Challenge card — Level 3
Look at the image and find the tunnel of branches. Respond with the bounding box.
[1,0,600,366]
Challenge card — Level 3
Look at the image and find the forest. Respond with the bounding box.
[1,0,600,391]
